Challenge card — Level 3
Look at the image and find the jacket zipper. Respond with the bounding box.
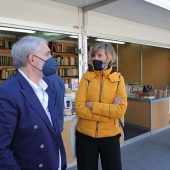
[99,71,103,101]
[95,71,103,138]
[95,121,99,138]
[114,119,116,128]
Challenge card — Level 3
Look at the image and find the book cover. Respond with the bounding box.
[71,78,79,91]
[64,96,72,109]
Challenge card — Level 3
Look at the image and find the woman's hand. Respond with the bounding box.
[85,96,122,109]
[114,95,122,105]
[85,101,93,109]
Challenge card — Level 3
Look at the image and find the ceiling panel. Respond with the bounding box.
[94,0,170,31]
[51,0,170,31]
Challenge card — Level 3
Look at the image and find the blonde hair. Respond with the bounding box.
[90,42,117,67]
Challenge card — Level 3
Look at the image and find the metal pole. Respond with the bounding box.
[140,44,143,84]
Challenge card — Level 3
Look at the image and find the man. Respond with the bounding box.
[0,36,67,170]
[46,74,65,133]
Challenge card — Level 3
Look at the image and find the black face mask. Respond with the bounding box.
[93,59,108,71]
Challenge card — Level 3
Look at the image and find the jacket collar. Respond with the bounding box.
[93,66,112,77]
[84,66,121,83]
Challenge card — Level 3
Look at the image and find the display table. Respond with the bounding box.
[62,115,77,168]
[125,96,170,131]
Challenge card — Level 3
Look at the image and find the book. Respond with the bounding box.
[71,78,79,91]
[64,109,72,116]
[143,96,155,99]
[64,96,72,109]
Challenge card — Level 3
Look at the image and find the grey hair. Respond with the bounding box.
[12,36,48,68]
[90,42,117,67]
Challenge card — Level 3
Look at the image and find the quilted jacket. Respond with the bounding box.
[75,67,127,138]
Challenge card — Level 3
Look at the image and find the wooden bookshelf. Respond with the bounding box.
[0,49,16,81]
[0,36,17,82]
[50,41,78,85]
[53,52,75,57]
[0,40,79,85]
[58,65,77,69]
[0,49,12,56]
[62,76,78,79]
[0,65,14,69]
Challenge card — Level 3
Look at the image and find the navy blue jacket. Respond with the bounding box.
[46,74,65,132]
[0,71,66,170]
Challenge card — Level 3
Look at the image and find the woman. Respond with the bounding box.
[75,42,127,170]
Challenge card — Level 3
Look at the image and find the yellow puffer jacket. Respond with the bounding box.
[75,67,127,138]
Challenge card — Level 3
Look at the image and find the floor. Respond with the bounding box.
[67,126,170,170]
[124,123,149,140]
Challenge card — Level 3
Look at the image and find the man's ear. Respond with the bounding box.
[28,54,35,64]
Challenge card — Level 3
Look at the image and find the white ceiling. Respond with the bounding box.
[52,0,170,31]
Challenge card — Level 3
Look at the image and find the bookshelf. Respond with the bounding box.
[0,36,17,82]
[50,41,78,86]
[49,41,79,118]
[0,40,79,86]
[0,49,16,82]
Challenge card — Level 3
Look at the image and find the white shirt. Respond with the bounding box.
[18,69,61,170]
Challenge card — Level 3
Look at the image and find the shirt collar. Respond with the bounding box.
[18,69,48,92]
[39,79,48,91]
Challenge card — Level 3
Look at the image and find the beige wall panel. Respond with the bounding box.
[0,0,81,33]
[125,101,150,128]
[143,46,170,88]
[87,11,170,48]
[151,101,169,131]
[118,43,141,83]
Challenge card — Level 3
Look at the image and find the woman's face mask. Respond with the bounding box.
[92,59,108,71]
[34,55,57,77]
[92,49,109,71]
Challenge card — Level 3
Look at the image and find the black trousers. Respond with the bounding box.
[76,131,122,170]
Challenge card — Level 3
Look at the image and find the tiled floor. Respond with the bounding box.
[121,127,170,170]
[67,126,170,170]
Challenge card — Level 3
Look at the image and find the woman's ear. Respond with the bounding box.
[107,59,110,63]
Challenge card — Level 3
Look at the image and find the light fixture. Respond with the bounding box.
[95,38,125,44]
[44,33,61,36]
[69,35,89,39]
[0,27,36,33]
[144,0,170,11]
[69,35,78,38]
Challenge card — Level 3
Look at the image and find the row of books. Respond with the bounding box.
[55,55,78,65]
[0,56,13,66]
[64,79,71,86]
[0,68,16,79]
[49,42,78,54]
[57,68,78,77]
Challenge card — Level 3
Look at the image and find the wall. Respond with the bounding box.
[0,0,82,34]
[117,43,170,88]
[118,43,141,84]
[86,11,170,48]
[142,46,170,88]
